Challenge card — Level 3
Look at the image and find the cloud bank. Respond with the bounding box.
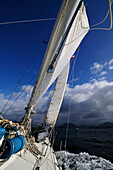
[0,59,113,126]
[58,79,113,126]
[1,79,113,126]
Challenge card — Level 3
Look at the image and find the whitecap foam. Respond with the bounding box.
[55,151,113,170]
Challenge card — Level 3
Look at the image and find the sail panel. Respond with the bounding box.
[48,2,89,88]
[45,62,70,126]
[28,0,81,110]
[29,1,89,110]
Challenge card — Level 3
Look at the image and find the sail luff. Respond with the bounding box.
[45,62,70,127]
[28,0,83,111]
[28,0,89,113]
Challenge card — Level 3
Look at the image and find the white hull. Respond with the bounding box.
[0,138,59,170]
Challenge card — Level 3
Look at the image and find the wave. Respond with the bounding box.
[55,151,113,170]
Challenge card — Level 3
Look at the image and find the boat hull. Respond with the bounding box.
[0,138,59,170]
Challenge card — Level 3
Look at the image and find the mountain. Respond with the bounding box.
[31,122,113,131]
[97,122,113,129]
[56,123,78,129]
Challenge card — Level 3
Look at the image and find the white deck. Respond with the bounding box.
[0,138,59,170]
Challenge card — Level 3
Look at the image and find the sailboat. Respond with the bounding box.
[0,0,91,169]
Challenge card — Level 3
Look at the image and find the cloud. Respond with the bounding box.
[0,85,52,124]
[90,59,113,75]
[90,62,103,74]
[109,59,113,70]
[90,59,113,80]
[57,80,113,126]
[1,79,113,126]
[98,77,106,81]
[21,85,33,94]
[0,91,29,120]
[69,78,78,83]
[99,71,107,76]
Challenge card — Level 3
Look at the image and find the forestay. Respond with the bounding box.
[28,0,89,111]
[45,62,69,126]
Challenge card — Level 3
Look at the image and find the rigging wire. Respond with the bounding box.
[0,18,55,26]
[63,0,113,160]
[2,72,38,117]
[1,15,55,118]
[33,127,57,168]
[64,48,80,151]
[0,42,43,115]
[1,0,112,117]
[31,82,56,128]
[39,131,58,169]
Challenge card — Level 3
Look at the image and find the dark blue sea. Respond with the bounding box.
[54,126,113,163]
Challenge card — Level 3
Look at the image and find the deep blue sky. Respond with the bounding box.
[0,0,60,94]
[0,0,113,125]
[0,0,113,92]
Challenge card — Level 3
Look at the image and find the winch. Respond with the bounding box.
[0,119,25,159]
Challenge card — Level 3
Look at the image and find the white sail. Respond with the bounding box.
[28,0,89,111]
[0,1,92,170]
[45,62,70,126]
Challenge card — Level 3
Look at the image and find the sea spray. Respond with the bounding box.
[55,151,113,170]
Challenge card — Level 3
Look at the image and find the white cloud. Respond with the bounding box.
[90,59,113,79]
[1,79,113,126]
[0,85,51,123]
[98,77,106,81]
[109,59,113,70]
[69,78,78,83]
[66,80,113,104]
[90,62,103,74]
[58,80,113,126]
[99,71,107,76]
[109,59,113,65]
[21,84,33,94]
[109,66,113,70]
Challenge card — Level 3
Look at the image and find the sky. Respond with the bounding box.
[0,0,113,126]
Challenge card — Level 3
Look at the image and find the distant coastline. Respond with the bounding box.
[56,122,113,129]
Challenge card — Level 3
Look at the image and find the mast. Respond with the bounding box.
[21,0,89,131]
[28,0,88,112]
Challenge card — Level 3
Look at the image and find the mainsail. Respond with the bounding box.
[28,0,89,115]
[0,1,90,169]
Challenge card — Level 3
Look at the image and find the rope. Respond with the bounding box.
[64,0,112,47]
[0,18,55,26]
[29,136,42,156]
[27,128,57,169]
[1,42,43,115]
[1,0,112,116]
[90,5,110,28]
[91,0,112,30]
[90,0,112,31]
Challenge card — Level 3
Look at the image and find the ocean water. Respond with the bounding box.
[54,127,113,163]
[55,151,113,170]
